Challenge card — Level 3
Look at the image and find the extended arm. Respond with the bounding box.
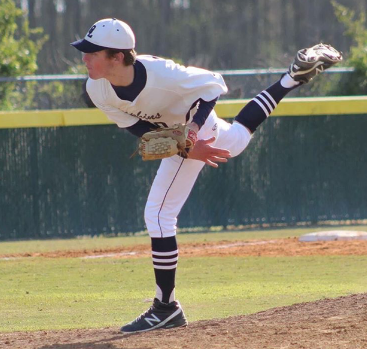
[125,119,159,137]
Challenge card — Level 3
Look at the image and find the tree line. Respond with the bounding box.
[20,0,366,73]
[2,0,367,110]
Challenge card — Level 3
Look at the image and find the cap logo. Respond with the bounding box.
[87,25,96,38]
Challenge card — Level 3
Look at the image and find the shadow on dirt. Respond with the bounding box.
[39,346,149,349]
[38,343,148,349]
[37,334,149,349]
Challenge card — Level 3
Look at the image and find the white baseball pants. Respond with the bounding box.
[145,111,252,238]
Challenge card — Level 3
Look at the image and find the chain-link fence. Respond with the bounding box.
[1,112,367,240]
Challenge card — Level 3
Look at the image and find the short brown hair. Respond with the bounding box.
[105,48,137,66]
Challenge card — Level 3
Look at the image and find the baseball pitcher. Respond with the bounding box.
[71,18,342,333]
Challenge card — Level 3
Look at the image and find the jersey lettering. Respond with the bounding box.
[125,110,163,121]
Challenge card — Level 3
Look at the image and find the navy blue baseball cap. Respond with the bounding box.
[71,18,135,53]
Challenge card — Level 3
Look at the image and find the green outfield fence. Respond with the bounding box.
[1,97,367,240]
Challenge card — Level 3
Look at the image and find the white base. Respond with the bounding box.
[299,230,367,242]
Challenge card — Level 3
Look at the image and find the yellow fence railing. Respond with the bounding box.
[1,96,367,129]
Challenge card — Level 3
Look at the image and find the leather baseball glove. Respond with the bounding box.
[139,123,197,161]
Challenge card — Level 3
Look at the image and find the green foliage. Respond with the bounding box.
[0,0,47,110]
[330,1,367,95]
[30,64,89,109]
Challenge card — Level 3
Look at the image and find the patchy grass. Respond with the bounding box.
[0,254,366,332]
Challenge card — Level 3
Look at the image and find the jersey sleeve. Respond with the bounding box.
[139,56,227,108]
[168,60,228,104]
[86,79,139,128]
[92,99,139,128]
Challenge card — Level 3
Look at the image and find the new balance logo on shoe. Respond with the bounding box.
[144,313,161,327]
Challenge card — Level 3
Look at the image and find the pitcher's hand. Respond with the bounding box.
[187,137,231,168]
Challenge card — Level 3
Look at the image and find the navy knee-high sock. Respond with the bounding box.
[151,236,178,304]
[235,77,299,133]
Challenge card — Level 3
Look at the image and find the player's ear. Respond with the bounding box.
[115,51,125,64]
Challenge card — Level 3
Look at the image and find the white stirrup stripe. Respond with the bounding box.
[152,250,178,256]
[262,90,277,108]
[254,98,270,117]
[153,264,178,270]
[257,93,274,112]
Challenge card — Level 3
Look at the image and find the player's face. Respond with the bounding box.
[82,51,113,80]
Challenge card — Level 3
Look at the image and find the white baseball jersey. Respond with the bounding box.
[86,54,251,239]
[86,55,228,128]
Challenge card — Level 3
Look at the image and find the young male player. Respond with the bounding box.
[71,18,342,333]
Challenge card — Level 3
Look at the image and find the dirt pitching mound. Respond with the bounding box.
[1,293,366,349]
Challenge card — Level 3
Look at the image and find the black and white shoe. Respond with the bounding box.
[288,43,343,84]
[120,298,188,333]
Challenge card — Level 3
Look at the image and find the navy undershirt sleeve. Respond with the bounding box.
[191,97,218,129]
[125,120,159,138]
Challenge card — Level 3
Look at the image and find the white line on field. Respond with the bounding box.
[0,240,278,260]
[80,252,138,259]
[212,240,278,249]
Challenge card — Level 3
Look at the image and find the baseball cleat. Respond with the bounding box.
[288,43,343,84]
[120,298,188,333]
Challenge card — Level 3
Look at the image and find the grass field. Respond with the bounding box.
[1,226,367,333]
